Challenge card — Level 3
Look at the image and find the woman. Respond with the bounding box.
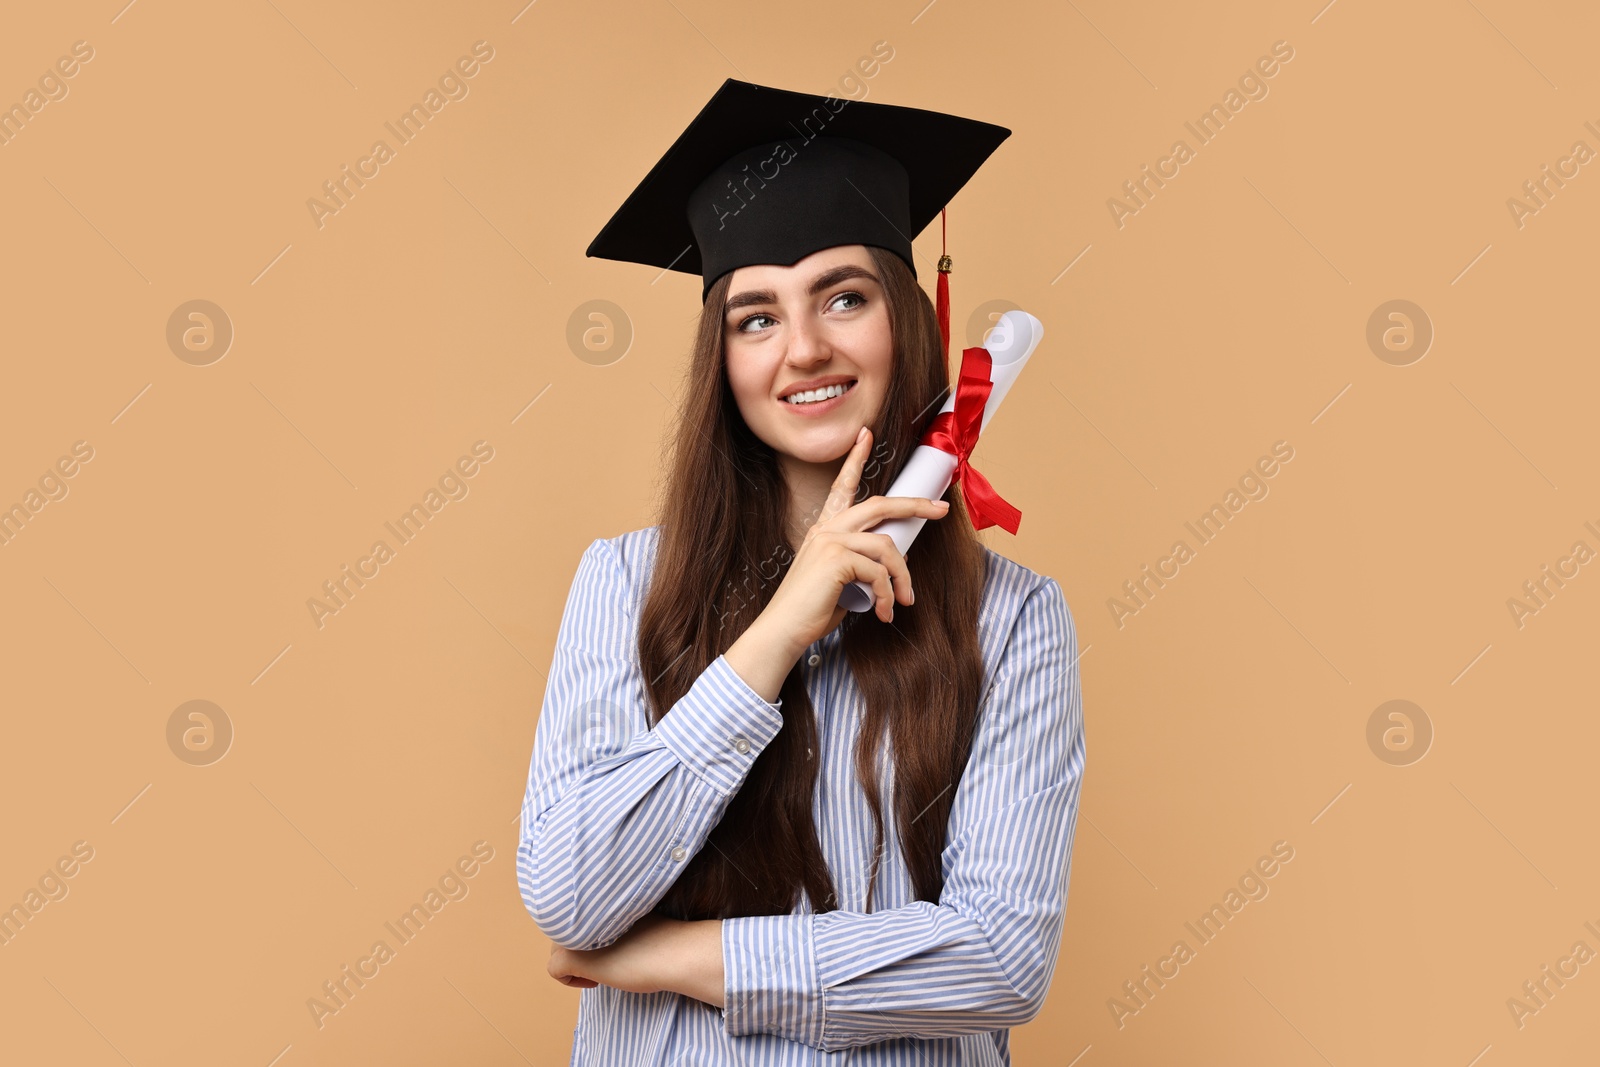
[518,79,1085,1064]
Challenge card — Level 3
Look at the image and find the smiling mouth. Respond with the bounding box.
[781,380,857,405]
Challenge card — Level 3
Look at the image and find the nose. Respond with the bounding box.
[784,307,832,369]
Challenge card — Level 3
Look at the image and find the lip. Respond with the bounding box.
[778,379,857,418]
[778,374,857,400]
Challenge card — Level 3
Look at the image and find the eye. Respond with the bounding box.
[829,291,866,312]
[734,312,775,334]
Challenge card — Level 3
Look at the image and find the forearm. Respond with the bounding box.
[723,616,804,704]
[545,916,726,1005]
[521,748,729,949]
[521,653,785,950]
[721,902,1046,1050]
[653,919,726,1008]
[523,538,793,949]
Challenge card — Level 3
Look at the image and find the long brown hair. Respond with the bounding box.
[641,245,987,919]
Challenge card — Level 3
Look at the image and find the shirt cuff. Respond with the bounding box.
[721,912,823,1046]
[652,653,785,798]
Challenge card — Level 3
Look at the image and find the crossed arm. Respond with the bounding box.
[520,537,1085,1050]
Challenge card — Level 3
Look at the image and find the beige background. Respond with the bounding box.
[2,0,1596,1064]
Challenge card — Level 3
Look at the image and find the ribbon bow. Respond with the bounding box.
[918,345,1022,535]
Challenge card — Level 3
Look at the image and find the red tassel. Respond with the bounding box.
[935,208,951,360]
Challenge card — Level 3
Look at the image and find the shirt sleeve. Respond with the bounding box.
[517,536,787,951]
[719,576,1086,1051]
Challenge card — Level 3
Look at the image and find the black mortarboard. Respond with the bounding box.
[586,78,1011,303]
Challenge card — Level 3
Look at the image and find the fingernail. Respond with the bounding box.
[856,426,868,444]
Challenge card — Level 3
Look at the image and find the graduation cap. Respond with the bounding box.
[585,77,1012,324]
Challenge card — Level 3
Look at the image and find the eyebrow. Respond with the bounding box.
[723,264,880,317]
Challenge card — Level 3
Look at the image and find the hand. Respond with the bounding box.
[547,913,674,994]
[764,426,950,648]
[546,914,727,1007]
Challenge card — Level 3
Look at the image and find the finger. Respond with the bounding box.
[821,428,872,520]
[865,532,913,612]
[834,494,951,533]
[549,956,599,987]
[549,947,591,984]
[830,533,913,616]
[863,557,894,622]
[817,427,873,526]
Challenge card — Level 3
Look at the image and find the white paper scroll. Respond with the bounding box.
[839,309,1045,614]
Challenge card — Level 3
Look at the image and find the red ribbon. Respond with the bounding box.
[918,346,1022,535]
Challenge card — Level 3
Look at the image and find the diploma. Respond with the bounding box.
[839,310,1045,613]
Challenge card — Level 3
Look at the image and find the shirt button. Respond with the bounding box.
[670,845,686,862]
[732,736,750,754]
[807,653,821,666]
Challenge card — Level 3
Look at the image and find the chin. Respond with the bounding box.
[775,432,855,465]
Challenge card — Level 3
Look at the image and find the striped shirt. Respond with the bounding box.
[518,524,1085,1065]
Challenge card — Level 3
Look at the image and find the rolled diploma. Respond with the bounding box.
[839,310,1045,613]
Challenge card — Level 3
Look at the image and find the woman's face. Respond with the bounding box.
[721,244,893,466]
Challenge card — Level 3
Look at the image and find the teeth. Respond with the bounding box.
[785,382,852,405]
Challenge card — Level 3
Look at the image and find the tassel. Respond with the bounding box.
[936,207,951,360]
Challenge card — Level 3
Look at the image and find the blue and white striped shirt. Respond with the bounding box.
[518,524,1085,1065]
